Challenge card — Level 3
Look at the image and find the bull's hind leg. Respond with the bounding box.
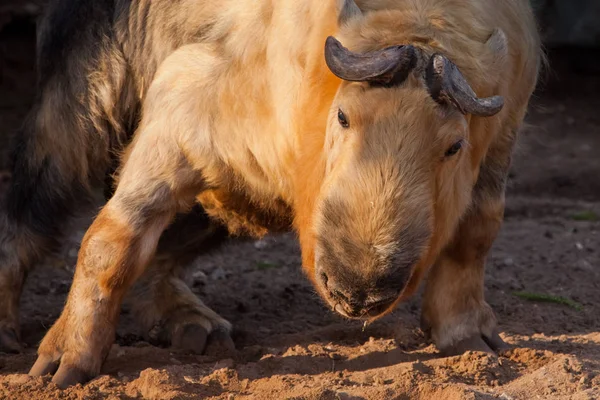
[29,121,206,387]
[0,1,135,351]
[421,143,513,356]
[126,206,234,355]
[0,91,117,353]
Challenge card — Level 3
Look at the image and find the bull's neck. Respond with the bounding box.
[288,2,341,280]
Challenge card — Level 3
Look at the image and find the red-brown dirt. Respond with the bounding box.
[0,10,599,400]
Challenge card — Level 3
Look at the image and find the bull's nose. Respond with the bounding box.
[320,272,398,317]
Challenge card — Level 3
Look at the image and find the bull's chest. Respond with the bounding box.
[196,187,293,238]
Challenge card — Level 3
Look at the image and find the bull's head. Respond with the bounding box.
[311,0,507,320]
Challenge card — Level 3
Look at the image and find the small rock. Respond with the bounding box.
[241,379,250,391]
[575,242,584,251]
[8,375,31,386]
[170,357,182,365]
[335,392,361,400]
[254,239,269,249]
[210,267,226,280]
[214,358,235,370]
[579,375,591,388]
[503,258,515,266]
[116,348,126,358]
[192,270,207,286]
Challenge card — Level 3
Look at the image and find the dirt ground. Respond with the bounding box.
[0,11,599,400]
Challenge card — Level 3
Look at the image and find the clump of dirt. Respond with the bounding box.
[0,10,599,400]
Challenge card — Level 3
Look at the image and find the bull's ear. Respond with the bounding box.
[486,28,508,70]
[338,0,363,26]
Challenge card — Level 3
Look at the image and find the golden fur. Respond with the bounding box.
[30,0,541,387]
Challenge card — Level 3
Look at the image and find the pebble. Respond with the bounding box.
[254,239,269,249]
[192,270,207,285]
[214,358,235,370]
[210,267,226,280]
[8,375,31,386]
[335,392,362,400]
[373,376,385,385]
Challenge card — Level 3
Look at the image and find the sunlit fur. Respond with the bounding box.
[296,0,541,312]
[26,0,541,385]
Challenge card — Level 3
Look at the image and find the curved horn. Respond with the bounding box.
[425,53,504,117]
[325,36,417,84]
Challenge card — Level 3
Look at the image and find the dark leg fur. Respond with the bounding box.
[127,205,233,355]
[0,0,136,352]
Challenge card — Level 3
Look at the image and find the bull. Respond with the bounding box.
[0,0,542,388]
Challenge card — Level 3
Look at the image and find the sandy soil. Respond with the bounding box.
[0,12,599,400]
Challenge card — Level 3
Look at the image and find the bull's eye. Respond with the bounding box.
[445,140,464,157]
[338,109,349,128]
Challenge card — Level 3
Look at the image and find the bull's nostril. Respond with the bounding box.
[331,289,350,303]
[320,272,329,287]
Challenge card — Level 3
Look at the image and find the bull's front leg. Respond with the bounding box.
[28,125,205,388]
[421,146,513,356]
[126,207,234,355]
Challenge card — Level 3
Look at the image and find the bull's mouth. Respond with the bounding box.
[327,293,398,321]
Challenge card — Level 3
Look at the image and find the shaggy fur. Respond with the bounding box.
[0,0,541,388]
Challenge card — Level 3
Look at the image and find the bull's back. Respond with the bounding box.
[469,0,541,110]
[36,0,116,86]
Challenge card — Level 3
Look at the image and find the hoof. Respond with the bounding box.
[440,330,509,357]
[29,354,60,377]
[204,327,236,358]
[172,323,209,354]
[171,323,236,358]
[30,354,92,389]
[0,328,23,354]
[52,364,91,389]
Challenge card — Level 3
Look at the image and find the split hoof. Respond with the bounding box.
[440,330,509,357]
